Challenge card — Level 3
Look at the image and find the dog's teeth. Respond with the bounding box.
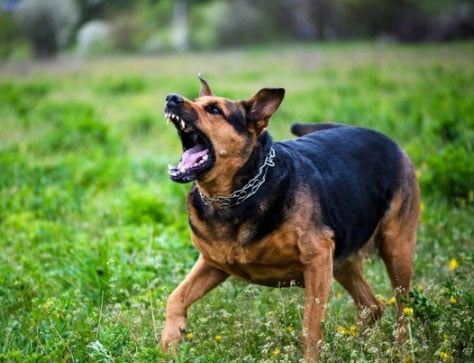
[202,154,208,161]
[169,169,179,177]
[180,120,186,130]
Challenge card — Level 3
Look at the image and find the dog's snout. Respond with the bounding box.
[166,93,184,107]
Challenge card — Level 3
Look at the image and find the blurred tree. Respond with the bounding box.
[171,0,213,49]
[171,0,188,50]
[7,0,472,59]
[0,11,18,58]
[15,0,79,58]
[340,0,474,41]
[285,0,338,40]
[77,0,106,26]
[76,0,153,27]
[74,0,474,53]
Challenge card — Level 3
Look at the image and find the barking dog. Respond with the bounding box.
[161,75,420,361]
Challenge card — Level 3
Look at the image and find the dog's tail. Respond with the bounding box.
[290,122,345,137]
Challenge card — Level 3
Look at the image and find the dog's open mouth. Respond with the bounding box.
[165,111,215,183]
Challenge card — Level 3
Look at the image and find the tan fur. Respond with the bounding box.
[187,97,253,196]
[375,159,420,342]
[190,188,331,287]
[334,253,386,324]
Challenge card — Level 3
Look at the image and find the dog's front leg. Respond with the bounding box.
[302,239,334,362]
[161,255,228,353]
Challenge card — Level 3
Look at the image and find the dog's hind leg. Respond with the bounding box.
[375,176,420,343]
[334,254,385,324]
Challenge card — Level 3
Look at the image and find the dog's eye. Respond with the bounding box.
[205,104,222,115]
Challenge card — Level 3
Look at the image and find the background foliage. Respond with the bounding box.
[0,42,473,362]
[0,0,473,59]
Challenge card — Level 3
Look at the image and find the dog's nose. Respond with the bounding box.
[166,93,184,107]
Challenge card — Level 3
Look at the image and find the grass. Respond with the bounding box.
[0,42,473,362]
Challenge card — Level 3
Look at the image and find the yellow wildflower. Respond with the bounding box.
[337,326,348,335]
[337,325,358,337]
[286,325,294,332]
[272,348,281,358]
[349,325,359,337]
[449,258,458,271]
[439,351,450,361]
[186,332,193,341]
[214,335,222,342]
[388,296,397,305]
[41,299,54,311]
[403,307,414,317]
[449,297,457,305]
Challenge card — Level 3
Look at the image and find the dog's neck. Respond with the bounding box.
[195,133,275,208]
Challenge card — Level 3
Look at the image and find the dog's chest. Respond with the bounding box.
[191,223,306,286]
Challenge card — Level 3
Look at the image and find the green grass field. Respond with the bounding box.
[1,42,473,362]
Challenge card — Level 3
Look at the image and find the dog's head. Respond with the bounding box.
[164,75,284,184]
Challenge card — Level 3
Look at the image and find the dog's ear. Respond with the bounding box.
[198,73,213,97]
[243,88,285,134]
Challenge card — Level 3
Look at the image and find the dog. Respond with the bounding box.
[161,75,420,361]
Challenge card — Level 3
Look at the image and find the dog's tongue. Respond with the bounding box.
[178,144,208,171]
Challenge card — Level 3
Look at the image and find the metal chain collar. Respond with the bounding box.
[198,147,276,208]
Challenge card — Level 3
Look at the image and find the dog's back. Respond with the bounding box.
[280,124,412,259]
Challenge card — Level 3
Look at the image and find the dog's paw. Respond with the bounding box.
[161,320,186,354]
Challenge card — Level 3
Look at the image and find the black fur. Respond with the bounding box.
[224,100,248,134]
[290,122,344,136]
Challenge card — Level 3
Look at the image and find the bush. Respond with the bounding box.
[420,110,474,203]
[421,142,474,202]
[0,12,18,59]
[15,0,79,58]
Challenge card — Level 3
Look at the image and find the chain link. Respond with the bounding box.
[199,147,276,208]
